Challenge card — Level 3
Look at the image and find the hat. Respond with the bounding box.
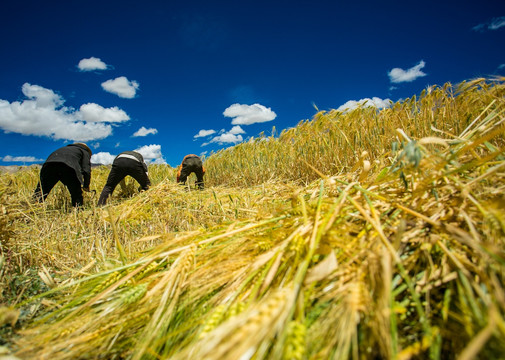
[73,142,92,156]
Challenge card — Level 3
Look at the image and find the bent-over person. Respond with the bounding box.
[33,143,92,207]
[97,151,151,206]
[177,154,205,190]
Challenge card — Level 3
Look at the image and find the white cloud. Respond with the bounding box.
[194,129,216,138]
[1,155,43,163]
[91,152,116,165]
[0,83,130,141]
[223,103,276,125]
[472,24,486,32]
[21,83,64,108]
[209,133,243,145]
[101,76,139,98]
[133,126,158,137]
[201,126,246,146]
[473,16,505,32]
[337,97,392,113]
[135,144,166,164]
[77,57,108,71]
[229,125,245,135]
[489,17,505,30]
[79,103,130,123]
[388,60,427,83]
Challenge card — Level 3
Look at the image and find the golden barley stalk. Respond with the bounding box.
[175,289,294,360]
[131,245,196,360]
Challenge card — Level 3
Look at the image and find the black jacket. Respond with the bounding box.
[45,144,92,187]
[114,151,148,173]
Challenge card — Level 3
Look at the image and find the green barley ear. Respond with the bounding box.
[226,301,245,319]
[91,271,122,296]
[283,320,306,360]
[121,283,148,304]
[256,239,273,251]
[135,260,159,280]
[199,304,227,339]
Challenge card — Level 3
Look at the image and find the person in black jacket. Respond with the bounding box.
[177,154,205,190]
[97,151,151,206]
[33,143,92,207]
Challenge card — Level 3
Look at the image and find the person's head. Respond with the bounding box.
[73,143,92,157]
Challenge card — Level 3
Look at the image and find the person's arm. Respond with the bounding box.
[143,162,151,187]
[176,164,182,182]
[81,152,92,189]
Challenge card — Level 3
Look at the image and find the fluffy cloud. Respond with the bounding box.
[489,17,505,30]
[337,97,392,112]
[0,83,130,141]
[79,103,130,123]
[194,129,216,138]
[101,76,139,98]
[228,125,245,135]
[473,16,505,32]
[1,155,43,163]
[133,126,158,137]
[209,133,243,145]
[388,60,427,83]
[77,57,108,71]
[135,144,166,164]
[200,126,246,146]
[223,103,276,125]
[91,152,116,165]
[22,83,64,108]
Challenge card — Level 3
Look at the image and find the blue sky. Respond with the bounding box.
[1,0,504,167]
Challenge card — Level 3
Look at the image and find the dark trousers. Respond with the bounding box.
[98,158,150,205]
[178,157,204,189]
[33,162,83,207]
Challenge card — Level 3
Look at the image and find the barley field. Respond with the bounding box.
[1,77,504,359]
